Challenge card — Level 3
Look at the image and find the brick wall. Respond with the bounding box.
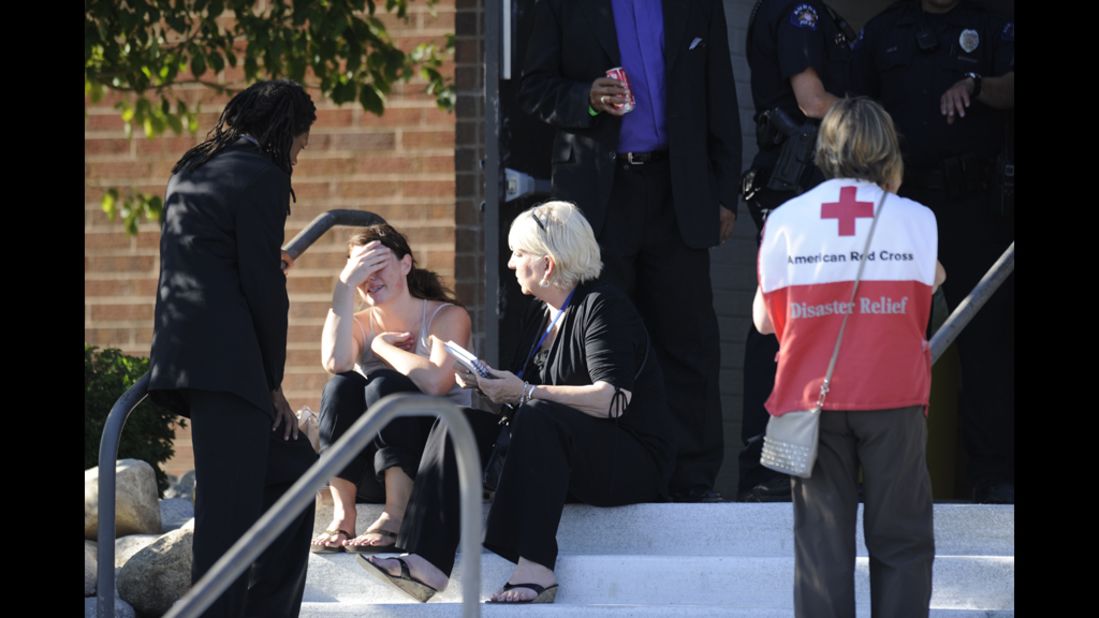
[85,3,457,477]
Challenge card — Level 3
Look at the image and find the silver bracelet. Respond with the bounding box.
[517,381,536,407]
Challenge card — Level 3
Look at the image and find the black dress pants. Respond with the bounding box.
[482,400,666,570]
[738,326,783,494]
[317,370,435,493]
[599,159,723,496]
[398,407,502,574]
[188,389,317,618]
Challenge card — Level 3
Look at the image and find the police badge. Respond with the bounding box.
[959,29,980,53]
[790,3,819,31]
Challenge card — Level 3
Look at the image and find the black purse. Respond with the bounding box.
[482,424,510,493]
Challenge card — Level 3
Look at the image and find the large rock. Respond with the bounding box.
[160,498,195,532]
[85,459,162,540]
[85,541,97,596]
[114,534,160,569]
[84,595,136,618]
[117,526,193,617]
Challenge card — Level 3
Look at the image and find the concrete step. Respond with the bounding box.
[304,502,1013,614]
[314,502,1014,557]
[300,604,1013,617]
[303,553,1013,610]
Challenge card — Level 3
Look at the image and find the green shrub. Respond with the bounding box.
[84,345,185,495]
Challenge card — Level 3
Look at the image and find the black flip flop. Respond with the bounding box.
[486,582,559,604]
[357,555,438,603]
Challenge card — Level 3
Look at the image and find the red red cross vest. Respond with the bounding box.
[758,178,938,416]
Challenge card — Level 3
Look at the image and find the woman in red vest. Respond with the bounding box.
[753,97,946,618]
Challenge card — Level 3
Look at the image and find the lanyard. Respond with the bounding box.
[516,288,576,380]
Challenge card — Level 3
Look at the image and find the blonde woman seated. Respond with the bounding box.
[361,201,674,604]
[311,224,472,553]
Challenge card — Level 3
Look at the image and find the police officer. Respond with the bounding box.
[737,0,856,502]
[852,0,1015,503]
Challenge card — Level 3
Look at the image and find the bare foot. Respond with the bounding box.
[368,553,449,592]
[489,557,557,602]
[346,511,402,550]
[318,478,359,551]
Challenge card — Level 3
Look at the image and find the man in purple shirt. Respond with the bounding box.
[520,0,742,502]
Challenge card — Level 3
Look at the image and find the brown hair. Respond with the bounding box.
[348,224,460,305]
[814,96,904,190]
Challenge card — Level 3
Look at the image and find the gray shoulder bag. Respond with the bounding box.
[760,189,887,478]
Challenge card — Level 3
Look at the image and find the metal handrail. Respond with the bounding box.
[930,242,1014,364]
[282,209,386,261]
[164,394,482,618]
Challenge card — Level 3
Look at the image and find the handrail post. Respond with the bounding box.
[95,372,151,618]
[163,394,482,618]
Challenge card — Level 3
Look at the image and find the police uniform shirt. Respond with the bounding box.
[851,0,1014,168]
[747,0,853,121]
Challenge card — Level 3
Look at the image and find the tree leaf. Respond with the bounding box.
[101,189,119,220]
[359,83,384,115]
[191,52,206,78]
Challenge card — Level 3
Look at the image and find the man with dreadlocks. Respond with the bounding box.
[148,79,317,617]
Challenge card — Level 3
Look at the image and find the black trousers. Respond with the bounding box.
[317,370,435,495]
[900,184,1014,488]
[600,158,723,495]
[187,390,317,618]
[792,406,935,618]
[738,326,783,494]
[737,184,812,495]
[483,400,666,570]
[398,408,502,574]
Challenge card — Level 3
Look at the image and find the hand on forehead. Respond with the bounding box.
[352,240,391,257]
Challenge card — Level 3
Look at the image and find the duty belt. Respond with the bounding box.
[904,155,994,195]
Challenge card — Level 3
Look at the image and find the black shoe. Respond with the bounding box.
[736,476,792,502]
[973,481,1014,504]
[671,488,724,503]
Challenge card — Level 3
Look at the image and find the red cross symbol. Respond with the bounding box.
[821,186,874,236]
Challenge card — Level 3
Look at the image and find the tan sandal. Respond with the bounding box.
[310,528,352,554]
[344,528,399,553]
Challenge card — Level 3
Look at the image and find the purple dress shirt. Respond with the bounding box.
[611,0,668,153]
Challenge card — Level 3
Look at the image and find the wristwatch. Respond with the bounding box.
[963,71,982,98]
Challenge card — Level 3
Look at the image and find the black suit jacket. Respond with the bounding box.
[518,0,742,249]
[148,140,291,418]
